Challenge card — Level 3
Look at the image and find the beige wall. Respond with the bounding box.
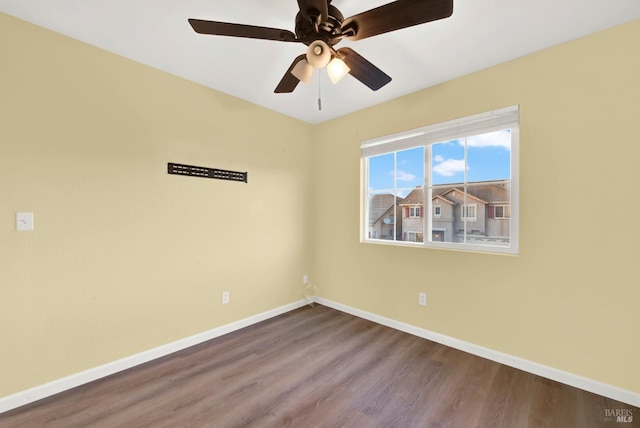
[311,20,640,394]
[0,13,312,397]
[2,10,638,400]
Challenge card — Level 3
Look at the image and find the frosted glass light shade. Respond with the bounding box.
[291,59,313,84]
[327,57,350,84]
[306,40,332,69]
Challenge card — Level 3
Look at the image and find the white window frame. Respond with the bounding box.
[433,205,442,217]
[462,204,477,222]
[406,231,423,242]
[409,206,421,218]
[494,205,510,219]
[361,105,519,255]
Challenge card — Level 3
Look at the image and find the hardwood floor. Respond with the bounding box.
[1,304,637,427]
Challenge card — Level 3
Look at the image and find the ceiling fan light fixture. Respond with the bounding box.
[291,59,314,84]
[306,40,332,69]
[327,57,350,84]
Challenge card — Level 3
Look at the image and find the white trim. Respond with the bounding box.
[362,106,519,255]
[4,297,637,413]
[509,126,519,254]
[315,297,640,408]
[0,300,308,414]
[361,105,519,157]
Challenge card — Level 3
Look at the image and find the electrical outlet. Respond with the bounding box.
[419,293,427,306]
[303,274,308,285]
[222,291,229,305]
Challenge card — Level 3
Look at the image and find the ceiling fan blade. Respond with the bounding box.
[274,55,307,93]
[297,0,329,22]
[188,19,297,42]
[337,48,391,91]
[341,0,453,41]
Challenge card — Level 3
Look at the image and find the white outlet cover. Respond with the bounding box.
[419,293,427,306]
[16,212,34,231]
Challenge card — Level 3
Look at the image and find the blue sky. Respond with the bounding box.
[369,130,511,192]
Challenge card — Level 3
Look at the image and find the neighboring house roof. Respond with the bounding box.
[433,180,510,203]
[432,195,454,205]
[372,182,509,224]
[466,183,510,204]
[394,185,502,207]
[441,188,488,205]
[369,194,403,225]
[399,187,423,206]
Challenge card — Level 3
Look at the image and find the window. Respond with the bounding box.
[462,204,477,221]
[494,205,511,219]
[406,232,423,242]
[409,206,421,218]
[432,230,445,241]
[362,106,519,254]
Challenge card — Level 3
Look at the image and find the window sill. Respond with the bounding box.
[362,238,518,255]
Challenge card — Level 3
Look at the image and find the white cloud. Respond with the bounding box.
[460,130,511,149]
[395,170,416,182]
[434,155,444,162]
[433,159,465,177]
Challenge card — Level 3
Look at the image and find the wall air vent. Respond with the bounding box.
[167,163,247,183]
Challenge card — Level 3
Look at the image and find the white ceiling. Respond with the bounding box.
[1,1,639,124]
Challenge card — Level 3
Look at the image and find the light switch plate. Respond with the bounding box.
[16,212,34,231]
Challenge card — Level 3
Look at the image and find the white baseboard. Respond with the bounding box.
[3,297,638,414]
[315,297,640,408]
[0,300,308,414]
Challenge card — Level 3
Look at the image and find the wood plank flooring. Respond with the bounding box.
[1,304,637,427]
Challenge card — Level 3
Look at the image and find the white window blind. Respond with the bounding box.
[361,105,519,157]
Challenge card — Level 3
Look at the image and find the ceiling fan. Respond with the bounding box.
[188,0,453,93]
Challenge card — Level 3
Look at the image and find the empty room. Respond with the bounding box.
[1,1,639,426]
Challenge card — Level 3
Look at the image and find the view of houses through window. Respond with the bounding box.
[365,114,517,254]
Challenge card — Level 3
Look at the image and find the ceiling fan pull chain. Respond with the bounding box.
[318,70,322,111]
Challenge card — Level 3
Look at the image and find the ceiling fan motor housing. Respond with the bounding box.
[295,5,345,46]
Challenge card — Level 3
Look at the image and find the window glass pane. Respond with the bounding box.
[432,139,465,186]
[362,106,518,253]
[394,147,424,243]
[466,130,511,183]
[430,140,465,243]
[368,153,395,192]
[396,147,424,189]
[465,182,511,247]
[368,191,400,240]
[398,186,424,242]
